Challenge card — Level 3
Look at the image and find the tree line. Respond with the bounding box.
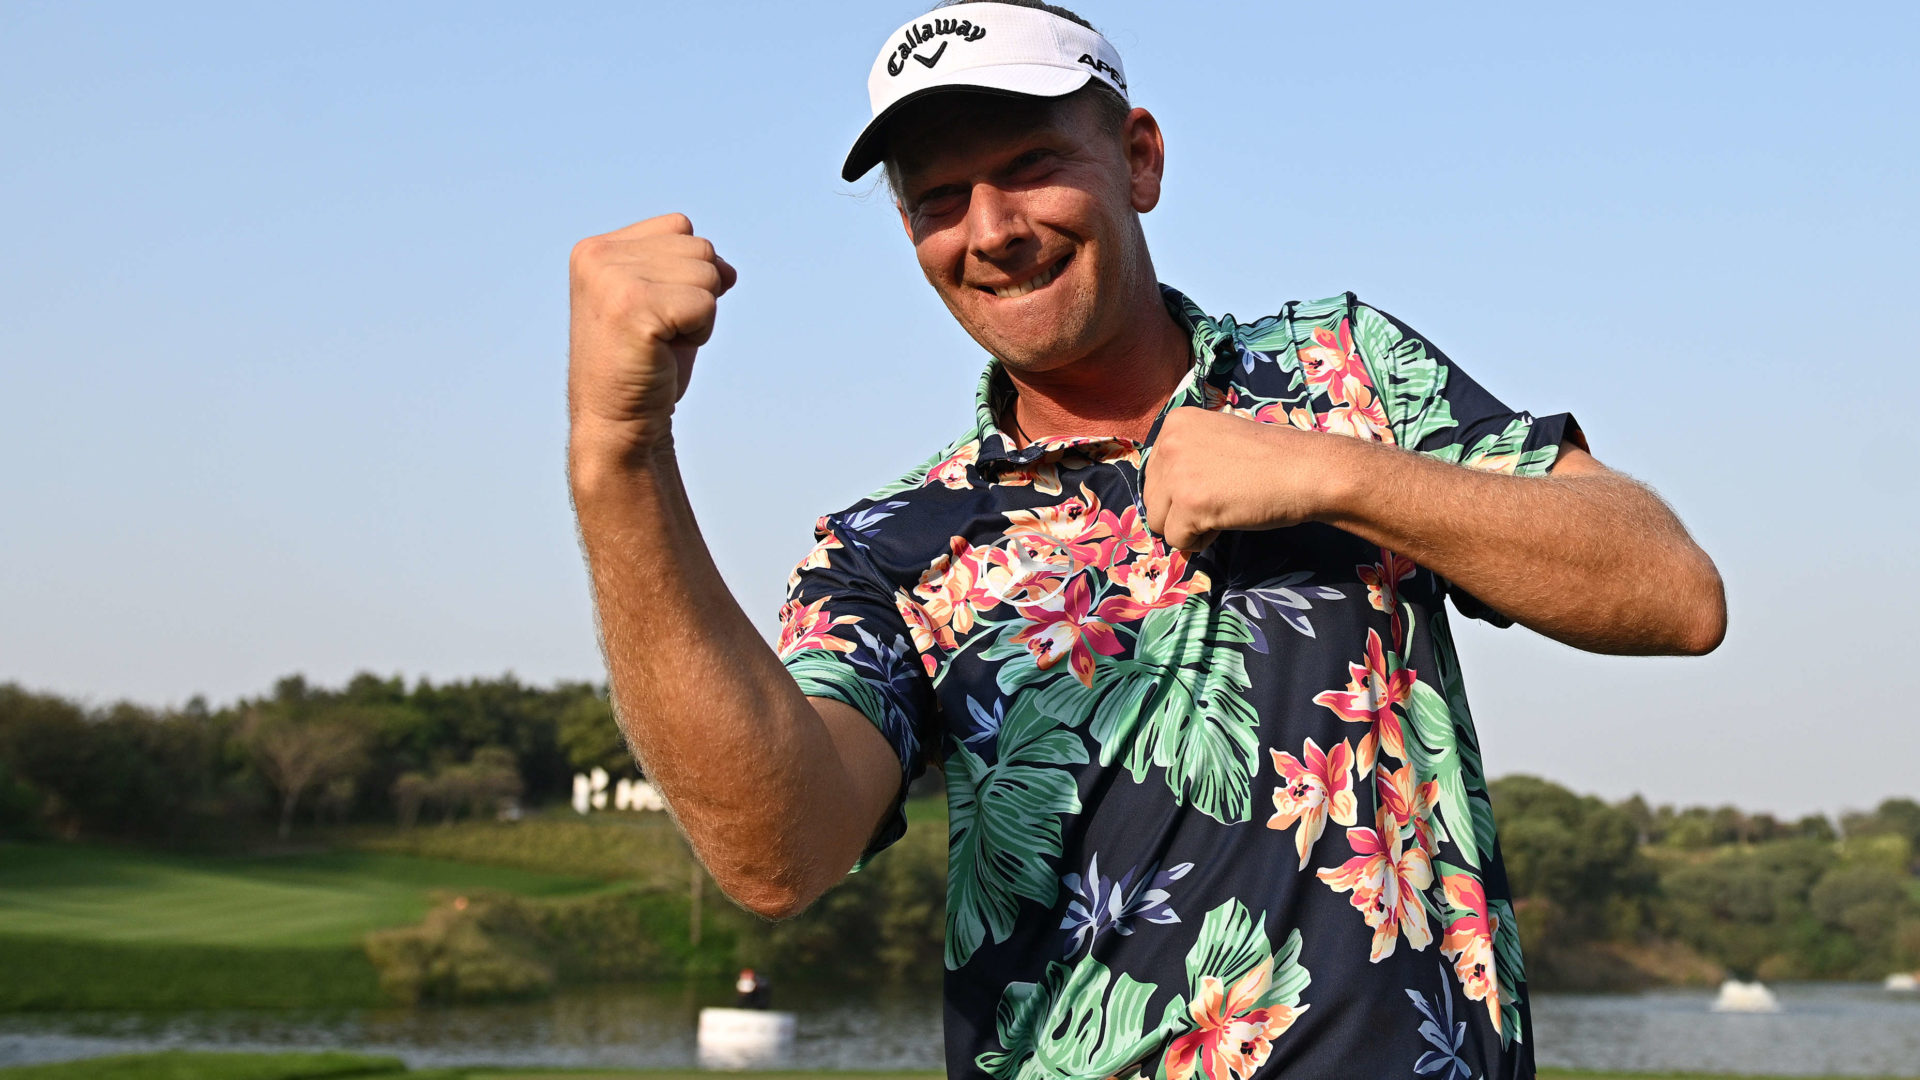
[3,675,1916,986]
[1490,775,1920,985]
[0,674,633,844]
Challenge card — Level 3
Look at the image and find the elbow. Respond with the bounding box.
[739,890,810,923]
[719,873,818,923]
[1670,559,1728,657]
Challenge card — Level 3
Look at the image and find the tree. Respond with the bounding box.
[392,771,431,828]
[1489,775,1654,939]
[556,690,631,775]
[464,746,525,818]
[1843,799,1920,871]
[1793,814,1838,842]
[0,758,41,838]
[315,776,358,824]
[1810,863,1916,969]
[244,711,367,839]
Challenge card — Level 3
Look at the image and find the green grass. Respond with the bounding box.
[0,935,383,1010]
[0,844,611,1010]
[336,818,696,887]
[0,844,606,947]
[0,1050,409,1079]
[0,1060,1906,1080]
[900,794,947,828]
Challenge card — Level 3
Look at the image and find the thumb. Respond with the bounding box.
[714,255,739,297]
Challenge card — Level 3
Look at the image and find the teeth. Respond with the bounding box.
[992,259,1063,299]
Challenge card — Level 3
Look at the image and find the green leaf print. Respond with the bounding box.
[864,434,971,500]
[1425,415,1559,477]
[1183,899,1268,994]
[1229,313,1310,395]
[1111,598,1263,824]
[1420,605,1505,866]
[784,651,888,724]
[1233,312,1297,354]
[1470,794,1498,868]
[946,694,1088,970]
[1088,670,1158,763]
[976,957,1180,1080]
[1429,606,1490,790]
[1176,899,1313,1051]
[1184,900,1310,1012]
[1489,895,1526,985]
[1489,896,1527,1046]
[1349,302,1457,450]
[976,900,1315,1080]
[1403,677,1480,868]
[1131,665,1260,825]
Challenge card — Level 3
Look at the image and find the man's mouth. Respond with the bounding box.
[981,254,1072,299]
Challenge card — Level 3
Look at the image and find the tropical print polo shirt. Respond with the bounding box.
[777,286,1575,1080]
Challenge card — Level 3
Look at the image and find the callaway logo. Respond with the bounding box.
[1077,53,1125,91]
[887,17,987,76]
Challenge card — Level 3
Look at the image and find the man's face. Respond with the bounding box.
[890,94,1159,374]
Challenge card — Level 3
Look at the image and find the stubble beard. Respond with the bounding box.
[939,242,1146,376]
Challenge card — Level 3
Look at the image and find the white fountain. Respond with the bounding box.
[1711,979,1781,1013]
[697,1007,796,1069]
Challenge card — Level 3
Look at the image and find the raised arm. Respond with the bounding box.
[1144,408,1727,656]
[566,213,900,918]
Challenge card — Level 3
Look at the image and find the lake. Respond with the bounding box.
[3,981,1918,1075]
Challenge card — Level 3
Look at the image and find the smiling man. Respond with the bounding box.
[565,2,1726,1078]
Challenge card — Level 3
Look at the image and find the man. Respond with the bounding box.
[566,2,1726,1077]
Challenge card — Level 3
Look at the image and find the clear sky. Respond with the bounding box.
[2,0,1914,819]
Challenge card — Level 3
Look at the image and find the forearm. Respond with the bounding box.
[1313,437,1725,655]
[569,435,890,917]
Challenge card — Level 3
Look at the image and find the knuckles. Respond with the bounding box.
[569,236,608,281]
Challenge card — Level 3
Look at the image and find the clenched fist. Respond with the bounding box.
[1142,406,1355,552]
[568,213,738,461]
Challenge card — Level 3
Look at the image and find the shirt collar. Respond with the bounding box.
[970,284,1240,475]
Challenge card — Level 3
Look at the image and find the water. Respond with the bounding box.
[1531,983,1920,1077]
[0,983,941,1072]
[3,981,1917,1075]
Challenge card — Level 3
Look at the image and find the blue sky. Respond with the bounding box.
[2,0,1914,818]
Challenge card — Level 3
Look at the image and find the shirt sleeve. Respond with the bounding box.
[1346,297,1585,626]
[778,514,940,864]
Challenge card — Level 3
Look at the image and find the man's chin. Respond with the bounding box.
[959,312,1099,374]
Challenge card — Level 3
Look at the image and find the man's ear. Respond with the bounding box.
[1124,107,1166,213]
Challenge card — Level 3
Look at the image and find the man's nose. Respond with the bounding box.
[966,183,1034,260]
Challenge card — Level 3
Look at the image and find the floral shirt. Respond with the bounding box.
[779,286,1575,1080]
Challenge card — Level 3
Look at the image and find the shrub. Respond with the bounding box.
[362,895,555,1004]
[362,886,739,1004]
[0,936,380,1011]
[735,818,945,987]
[341,817,695,886]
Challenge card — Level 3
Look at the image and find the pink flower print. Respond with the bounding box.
[1162,956,1306,1080]
[1311,629,1415,778]
[775,598,860,659]
[1010,574,1124,688]
[1267,737,1358,870]
[1315,804,1435,962]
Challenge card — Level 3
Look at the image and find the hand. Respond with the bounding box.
[1142,407,1348,552]
[568,213,738,460]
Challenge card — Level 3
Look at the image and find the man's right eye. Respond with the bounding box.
[915,191,965,217]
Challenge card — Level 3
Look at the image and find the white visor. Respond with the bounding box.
[842,2,1129,183]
